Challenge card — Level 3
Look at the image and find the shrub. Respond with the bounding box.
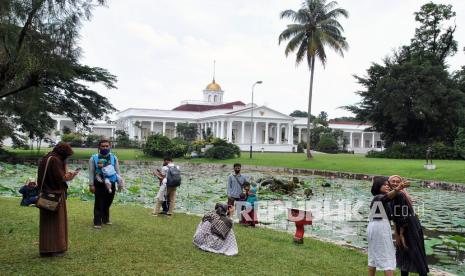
[317,134,338,153]
[84,134,104,148]
[297,141,306,153]
[203,138,240,159]
[143,134,187,158]
[191,139,208,153]
[205,146,236,159]
[454,128,465,159]
[367,142,460,160]
[114,130,140,148]
[61,132,83,147]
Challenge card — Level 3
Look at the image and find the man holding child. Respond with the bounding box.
[88,139,123,229]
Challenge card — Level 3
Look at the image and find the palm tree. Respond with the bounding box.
[279,0,348,159]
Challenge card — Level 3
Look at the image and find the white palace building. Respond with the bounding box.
[13,78,384,153]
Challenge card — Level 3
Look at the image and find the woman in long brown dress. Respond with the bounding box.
[37,142,79,257]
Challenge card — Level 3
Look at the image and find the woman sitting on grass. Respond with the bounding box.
[193,203,238,256]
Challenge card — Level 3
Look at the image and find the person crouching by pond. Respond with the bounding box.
[368,176,408,276]
[19,178,39,206]
[388,175,429,276]
[89,139,123,229]
[239,182,258,227]
[37,142,80,257]
[227,163,247,208]
[193,203,238,256]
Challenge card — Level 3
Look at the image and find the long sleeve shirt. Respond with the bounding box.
[88,154,121,186]
[227,173,247,198]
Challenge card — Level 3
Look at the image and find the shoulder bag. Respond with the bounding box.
[36,157,62,212]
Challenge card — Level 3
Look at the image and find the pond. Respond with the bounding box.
[1,162,464,275]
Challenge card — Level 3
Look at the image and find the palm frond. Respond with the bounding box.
[278,24,306,45]
[284,32,306,57]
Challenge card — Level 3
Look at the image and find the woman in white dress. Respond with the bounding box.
[193,203,238,256]
[368,176,408,276]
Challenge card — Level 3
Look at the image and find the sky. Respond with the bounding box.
[79,0,465,119]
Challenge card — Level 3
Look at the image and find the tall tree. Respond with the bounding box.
[279,0,348,159]
[0,0,116,145]
[409,2,457,63]
[345,2,464,146]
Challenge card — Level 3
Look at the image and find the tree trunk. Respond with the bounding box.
[306,55,315,159]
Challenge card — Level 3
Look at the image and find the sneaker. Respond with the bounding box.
[104,222,112,225]
[93,225,102,229]
[151,213,158,217]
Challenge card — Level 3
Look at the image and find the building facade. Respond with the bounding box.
[4,78,384,153]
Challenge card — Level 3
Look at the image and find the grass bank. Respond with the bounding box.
[0,197,368,275]
[6,148,465,183]
[190,153,465,184]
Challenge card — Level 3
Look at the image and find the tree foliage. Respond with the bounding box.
[0,0,117,146]
[176,123,198,142]
[289,110,309,118]
[345,2,464,146]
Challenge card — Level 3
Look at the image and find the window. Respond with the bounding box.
[214,95,218,102]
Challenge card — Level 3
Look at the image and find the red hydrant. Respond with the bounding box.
[288,208,312,244]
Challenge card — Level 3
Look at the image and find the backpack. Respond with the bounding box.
[166,166,181,187]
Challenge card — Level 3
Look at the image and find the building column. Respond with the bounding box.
[56,120,61,131]
[162,121,166,136]
[150,121,154,133]
[276,123,280,144]
[111,128,115,139]
[350,132,353,149]
[217,121,221,137]
[288,123,293,144]
[220,120,225,139]
[372,132,375,148]
[298,127,302,143]
[227,121,233,142]
[174,122,178,137]
[361,132,365,148]
[241,121,245,144]
[253,121,257,144]
[264,122,269,144]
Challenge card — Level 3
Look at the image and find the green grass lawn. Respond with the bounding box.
[190,152,465,184]
[0,197,369,275]
[6,147,465,183]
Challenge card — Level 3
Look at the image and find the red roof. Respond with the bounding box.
[172,101,246,112]
[328,119,371,125]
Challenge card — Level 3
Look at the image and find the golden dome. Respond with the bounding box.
[206,79,222,91]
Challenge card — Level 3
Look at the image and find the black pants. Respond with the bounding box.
[401,271,427,276]
[93,179,115,226]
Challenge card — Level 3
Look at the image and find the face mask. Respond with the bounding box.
[100,148,110,155]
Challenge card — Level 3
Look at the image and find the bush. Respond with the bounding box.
[204,138,241,159]
[297,142,306,153]
[61,132,83,147]
[205,146,236,159]
[191,139,208,153]
[142,134,188,158]
[317,134,338,153]
[84,134,104,148]
[454,128,465,159]
[367,142,460,160]
[114,130,140,148]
